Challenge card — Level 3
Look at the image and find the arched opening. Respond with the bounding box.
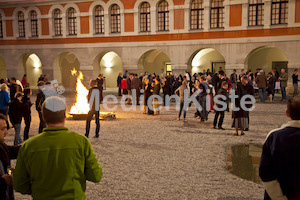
[93,51,123,89]
[138,49,171,76]
[0,56,7,79]
[17,53,42,88]
[53,52,80,89]
[245,46,288,74]
[188,48,225,75]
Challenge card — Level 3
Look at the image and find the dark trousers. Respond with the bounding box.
[0,109,10,129]
[85,109,100,137]
[100,89,103,103]
[118,88,122,96]
[23,115,31,141]
[38,111,46,133]
[199,96,208,120]
[213,111,225,128]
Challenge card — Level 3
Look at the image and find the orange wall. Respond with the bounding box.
[80,16,90,34]
[2,7,15,17]
[125,13,134,32]
[296,0,300,23]
[76,2,93,12]
[121,0,136,9]
[41,18,49,35]
[37,5,51,15]
[174,9,184,30]
[5,20,13,37]
[230,4,242,27]
[173,0,185,5]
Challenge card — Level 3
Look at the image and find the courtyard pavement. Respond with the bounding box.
[6,93,289,200]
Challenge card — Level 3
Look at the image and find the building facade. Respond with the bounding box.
[0,0,299,89]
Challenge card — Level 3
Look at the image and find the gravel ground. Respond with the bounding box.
[5,93,288,200]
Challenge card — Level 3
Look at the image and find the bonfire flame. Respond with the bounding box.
[70,68,90,114]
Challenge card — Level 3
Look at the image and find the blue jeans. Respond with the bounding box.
[179,101,187,120]
[259,88,267,103]
[281,86,286,100]
[14,123,22,145]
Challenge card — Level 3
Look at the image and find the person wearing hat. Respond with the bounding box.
[14,96,102,199]
[256,70,267,103]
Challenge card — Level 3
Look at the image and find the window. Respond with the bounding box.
[210,0,224,28]
[271,0,288,25]
[249,0,264,26]
[54,9,62,36]
[157,0,169,31]
[111,4,121,33]
[30,11,38,37]
[191,0,204,30]
[68,8,77,35]
[95,6,104,34]
[18,11,25,37]
[0,14,3,38]
[140,2,151,32]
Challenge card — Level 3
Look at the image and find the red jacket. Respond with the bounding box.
[120,79,127,89]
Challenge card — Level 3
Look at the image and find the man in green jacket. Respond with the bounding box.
[279,68,288,101]
[14,96,102,200]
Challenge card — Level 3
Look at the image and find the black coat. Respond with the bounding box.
[215,88,227,109]
[267,76,276,93]
[0,143,20,200]
[232,82,254,118]
[35,90,45,112]
[97,77,104,90]
[152,83,161,95]
[117,76,122,87]
[8,99,24,125]
[21,95,33,117]
[143,83,152,105]
[9,84,21,101]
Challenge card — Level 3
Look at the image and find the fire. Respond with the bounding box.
[69,69,90,114]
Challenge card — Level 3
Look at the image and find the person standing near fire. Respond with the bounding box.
[96,74,104,104]
[85,80,100,138]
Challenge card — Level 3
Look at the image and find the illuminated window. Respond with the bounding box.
[30,11,38,37]
[18,11,25,37]
[111,4,121,33]
[53,9,62,36]
[249,0,264,26]
[68,8,77,35]
[210,0,224,28]
[140,2,151,32]
[95,6,104,34]
[191,0,204,30]
[158,0,169,31]
[0,14,3,38]
[271,0,288,25]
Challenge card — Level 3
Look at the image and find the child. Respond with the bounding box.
[8,92,24,145]
[213,82,228,130]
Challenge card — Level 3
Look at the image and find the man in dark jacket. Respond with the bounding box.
[292,69,299,97]
[256,70,267,103]
[0,113,20,200]
[213,81,228,130]
[259,96,300,200]
[21,88,33,141]
[131,74,142,105]
[230,69,238,90]
[9,78,21,101]
[36,81,46,133]
[117,73,122,96]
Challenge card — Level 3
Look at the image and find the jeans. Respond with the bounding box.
[293,84,298,97]
[23,115,31,141]
[281,86,287,100]
[85,109,100,137]
[178,100,187,120]
[259,88,267,103]
[213,111,225,128]
[14,123,22,145]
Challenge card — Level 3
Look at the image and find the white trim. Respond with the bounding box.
[64,4,80,36]
[48,5,65,37]
[12,7,26,38]
[107,1,125,34]
[88,1,107,36]
[26,7,42,38]
[156,0,174,32]
[0,9,7,39]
